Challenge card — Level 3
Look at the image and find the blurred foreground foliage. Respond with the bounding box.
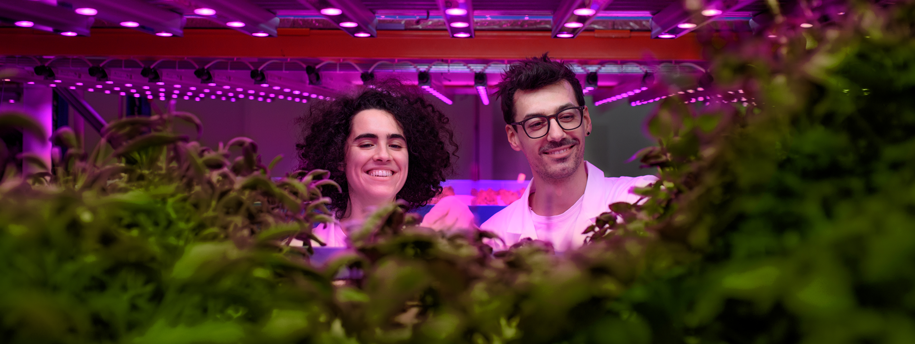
[3,0,915,343]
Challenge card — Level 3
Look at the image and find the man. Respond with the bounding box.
[481,54,657,250]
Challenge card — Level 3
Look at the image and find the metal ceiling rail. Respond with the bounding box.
[0,29,705,60]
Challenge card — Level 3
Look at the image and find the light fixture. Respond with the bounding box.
[573,8,596,16]
[194,68,213,83]
[305,65,321,85]
[678,23,697,29]
[252,32,269,37]
[194,8,216,16]
[422,86,453,105]
[454,32,470,38]
[250,69,266,84]
[445,8,467,16]
[320,8,342,16]
[61,31,78,36]
[557,33,574,38]
[34,65,55,79]
[800,23,813,28]
[156,32,172,37]
[75,8,98,16]
[701,9,722,16]
[564,22,584,28]
[658,33,676,38]
[418,71,431,86]
[340,21,358,28]
[15,21,34,27]
[120,21,140,27]
[474,72,489,105]
[141,67,160,82]
[360,72,375,85]
[88,66,108,81]
[585,72,598,91]
[354,32,371,37]
[450,22,470,28]
[227,21,246,28]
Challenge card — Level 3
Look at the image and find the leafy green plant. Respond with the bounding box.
[0,89,346,343]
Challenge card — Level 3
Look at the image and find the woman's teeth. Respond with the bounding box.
[368,170,393,177]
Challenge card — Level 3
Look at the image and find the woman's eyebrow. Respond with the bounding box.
[388,133,406,141]
[352,133,378,141]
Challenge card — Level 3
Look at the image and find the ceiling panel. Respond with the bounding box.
[361,0,439,11]
[472,0,562,12]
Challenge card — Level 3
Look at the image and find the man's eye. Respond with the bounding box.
[559,113,576,121]
[527,120,546,129]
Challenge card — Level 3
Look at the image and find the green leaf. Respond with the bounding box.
[113,133,188,158]
[0,111,48,142]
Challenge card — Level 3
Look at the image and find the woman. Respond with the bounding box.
[294,79,472,247]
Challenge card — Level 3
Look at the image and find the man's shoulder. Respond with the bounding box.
[603,174,658,187]
[596,174,659,202]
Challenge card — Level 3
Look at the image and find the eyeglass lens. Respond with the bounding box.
[523,108,582,138]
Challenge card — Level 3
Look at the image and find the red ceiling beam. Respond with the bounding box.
[0,28,703,61]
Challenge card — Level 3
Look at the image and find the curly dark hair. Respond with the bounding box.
[296,78,458,218]
[494,53,585,125]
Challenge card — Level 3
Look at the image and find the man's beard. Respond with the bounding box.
[533,138,583,181]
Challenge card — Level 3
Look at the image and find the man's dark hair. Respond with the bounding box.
[494,53,585,125]
[296,78,458,218]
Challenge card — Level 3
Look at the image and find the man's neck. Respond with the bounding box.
[529,162,589,216]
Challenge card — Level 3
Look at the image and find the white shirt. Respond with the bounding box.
[481,161,658,250]
[530,192,585,250]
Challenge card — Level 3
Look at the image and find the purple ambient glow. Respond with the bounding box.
[445,8,467,16]
[194,8,216,16]
[354,32,371,37]
[320,8,342,16]
[75,8,98,16]
[15,21,34,28]
[339,22,358,28]
[658,33,676,38]
[678,23,697,29]
[156,32,173,37]
[800,23,813,28]
[573,8,596,16]
[120,21,140,28]
[60,32,77,36]
[226,21,246,28]
[557,33,574,38]
[454,32,471,38]
[450,22,470,28]
[252,32,269,37]
[564,22,584,28]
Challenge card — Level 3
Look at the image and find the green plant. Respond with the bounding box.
[0,86,346,343]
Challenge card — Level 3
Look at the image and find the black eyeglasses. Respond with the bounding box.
[510,106,585,139]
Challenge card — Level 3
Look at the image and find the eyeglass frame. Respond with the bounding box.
[508,105,586,139]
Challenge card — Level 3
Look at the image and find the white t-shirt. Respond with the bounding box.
[530,193,585,250]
